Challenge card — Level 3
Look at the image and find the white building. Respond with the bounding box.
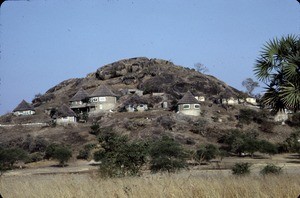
[13,100,35,116]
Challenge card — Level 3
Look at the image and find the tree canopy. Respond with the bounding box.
[254,35,300,112]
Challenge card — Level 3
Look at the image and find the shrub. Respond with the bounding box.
[238,108,268,125]
[281,131,300,153]
[260,164,282,175]
[149,136,187,173]
[77,143,96,160]
[259,140,278,155]
[44,143,60,159]
[89,123,100,135]
[232,162,251,175]
[196,144,219,162]
[52,146,72,167]
[25,152,44,163]
[0,148,28,173]
[94,132,148,177]
[259,120,275,133]
[287,113,300,127]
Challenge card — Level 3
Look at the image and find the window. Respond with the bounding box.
[194,104,200,109]
[183,104,190,109]
[91,98,98,102]
[99,97,106,102]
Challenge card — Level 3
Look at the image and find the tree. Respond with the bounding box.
[242,78,259,96]
[194,63,209,74]
[94,132,148,177]
[196,144,219,163]
[0,148,28,174]
[149,136,187,173]
[254,35,300,112]
[52,146,72,167]
[232,162,251,176]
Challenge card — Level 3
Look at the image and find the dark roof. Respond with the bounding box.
[177,91,200,104]
[70,88,89,102]
[90,85,117,97]
[13,100,35,112]
[124,94,148,106]
[53,104,77,118]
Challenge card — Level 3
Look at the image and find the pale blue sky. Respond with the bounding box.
[0,0,299,115]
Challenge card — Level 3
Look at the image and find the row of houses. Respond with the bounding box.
[13,85,202,124]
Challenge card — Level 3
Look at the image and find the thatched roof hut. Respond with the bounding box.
[70,88,89,102]
[13,100,35,112]
[90,85,117,97]
[177,91,200,104]
[53,104,76,118]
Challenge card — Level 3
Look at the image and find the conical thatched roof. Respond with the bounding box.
[13,100,35,112]
[53,104,76,118]
[123,94,148,106]
[70,88,89,102]
[177,91,200,104]
[90,85,117,97]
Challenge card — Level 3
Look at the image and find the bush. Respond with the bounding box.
[89,123,100,135]
[196,144,219,162]
[260,164,282,175]
[77,143,96,160]
[94,132,148,177]
[259,120,275,133]
[44,143,60,159]
[25,152,44,163]
[259,140,278,155]
[52,146,72,167]
[281,131,300,153]
[287,113,300,127]
[0,148,28,173]
[232,162,251,175]
[149,136,187,173]
[238,109,268,125]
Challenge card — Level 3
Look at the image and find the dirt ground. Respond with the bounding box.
[2,153,300,177]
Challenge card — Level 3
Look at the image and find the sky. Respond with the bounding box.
[0,0,299,115]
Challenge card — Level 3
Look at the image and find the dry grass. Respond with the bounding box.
[0,171,299,198]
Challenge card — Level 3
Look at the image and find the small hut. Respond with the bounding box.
[177,91,201,116]
[123,95,148,112]
[53,104,77,124]
[70,88,90,114]
[13,100,35,116]
[89,85,117,111]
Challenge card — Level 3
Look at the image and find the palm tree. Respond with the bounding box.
[254,35,300,112]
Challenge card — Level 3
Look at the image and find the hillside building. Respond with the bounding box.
[13,100,36,116]
[53,104,77,124]
[89,85,117,112]
[69,88,90,114]
[177,91,201,116]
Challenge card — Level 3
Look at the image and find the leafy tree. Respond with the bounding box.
[232,162,251,176]
[0,148,28,174]
[242,78,259,96]
[254,35,300,112]
[259,140,278,156]
[196,144,219,163]
[52,146,72,167]
[149,136,187,173]
[94,132,148,177]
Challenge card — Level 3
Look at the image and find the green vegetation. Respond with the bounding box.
[52,146,72,167]
[196,144,219,163]
[0,148,28,174]
[44,143,72,166]
[149,136,187,173]
[232,162,251,175]
[260,164,282,175]
[219,129,278,157]
[254,35,300,112]
[94,132,148,177]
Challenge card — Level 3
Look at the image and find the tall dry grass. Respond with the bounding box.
[0,171,299,198]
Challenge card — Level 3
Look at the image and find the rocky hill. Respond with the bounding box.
[0,57,295,156]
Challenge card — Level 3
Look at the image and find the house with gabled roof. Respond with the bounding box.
[70,88,90,114]
[53,104,77,124]
[89,85,117,112]
[177,91,201,116]
[13,100,36,116]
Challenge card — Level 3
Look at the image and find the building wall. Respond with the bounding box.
[89,96,116,111]
[178,104,201,116]
[56,116,76,124]
[14,110,35,116]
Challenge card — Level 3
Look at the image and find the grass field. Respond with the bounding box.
[1,171,299,198]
